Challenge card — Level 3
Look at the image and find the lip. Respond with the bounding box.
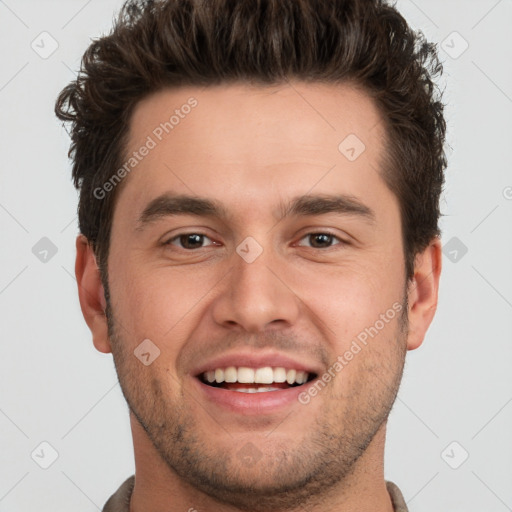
[190,350,322,415]
[192,374,318,415]
[191,350,323,377]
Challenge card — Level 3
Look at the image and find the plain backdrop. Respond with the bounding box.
[0,0,511,510]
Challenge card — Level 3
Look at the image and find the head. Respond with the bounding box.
[57,0,445,509]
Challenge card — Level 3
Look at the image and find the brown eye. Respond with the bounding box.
[166,233,215,249]
[297,233,344,249]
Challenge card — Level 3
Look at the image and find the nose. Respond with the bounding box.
[211,246,301,333]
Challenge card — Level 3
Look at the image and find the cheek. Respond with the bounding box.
[108,259,218,342]
[293,254,404,344]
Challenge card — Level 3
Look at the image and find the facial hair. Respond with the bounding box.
[105,285,409,512]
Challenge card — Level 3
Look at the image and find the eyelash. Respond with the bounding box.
[164,233,219,250]
[163,232,347,250]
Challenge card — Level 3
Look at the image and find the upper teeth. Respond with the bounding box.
[203,367,309,385]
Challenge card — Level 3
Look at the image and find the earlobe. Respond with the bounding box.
[75,234,112,354]
[406,237,442,351]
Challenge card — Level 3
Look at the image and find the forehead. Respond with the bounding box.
[128,81,385,160]
[117,81,391,223]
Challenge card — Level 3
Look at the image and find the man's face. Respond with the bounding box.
[106,82,409,508]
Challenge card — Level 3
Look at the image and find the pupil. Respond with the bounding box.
[181,234,203,249]
[311,234,332,248]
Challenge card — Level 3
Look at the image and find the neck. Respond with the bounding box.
[128,413,394,512]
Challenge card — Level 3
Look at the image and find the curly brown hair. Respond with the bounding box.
[55,0,446,282]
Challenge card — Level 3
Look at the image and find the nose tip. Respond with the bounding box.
[223,306,288,333]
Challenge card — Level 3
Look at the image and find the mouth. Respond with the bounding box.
[197,366,318,393]
[192,352,323,414]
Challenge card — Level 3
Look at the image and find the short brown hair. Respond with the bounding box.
[55,0,446,282]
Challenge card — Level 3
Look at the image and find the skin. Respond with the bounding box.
[76,81,441,512]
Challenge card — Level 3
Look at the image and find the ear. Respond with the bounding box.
[75,234,112,353]
[406,237,442,351]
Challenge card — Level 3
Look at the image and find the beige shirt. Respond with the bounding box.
[102,476,409,511]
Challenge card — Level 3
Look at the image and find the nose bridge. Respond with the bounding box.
[211,239,300,332]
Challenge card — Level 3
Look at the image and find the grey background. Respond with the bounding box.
[0,0,511,510]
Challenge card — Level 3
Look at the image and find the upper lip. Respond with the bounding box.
[192,350,323,378]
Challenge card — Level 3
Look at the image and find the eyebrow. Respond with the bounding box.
[136,192,376,230]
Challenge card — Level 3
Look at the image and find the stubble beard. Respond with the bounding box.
[105,287,408,511]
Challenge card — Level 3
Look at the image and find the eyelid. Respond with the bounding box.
[294,229,351,246]
[297,234,339,248]
[160,228,351,250]
[162,231,220,248]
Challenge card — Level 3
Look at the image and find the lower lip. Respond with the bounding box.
[193,378,314,415]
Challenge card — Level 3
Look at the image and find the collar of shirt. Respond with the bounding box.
[102,476,409,511]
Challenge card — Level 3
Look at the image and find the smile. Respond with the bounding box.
[199,366,316,393]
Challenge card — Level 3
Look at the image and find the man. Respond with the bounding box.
[55,0,446,510]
